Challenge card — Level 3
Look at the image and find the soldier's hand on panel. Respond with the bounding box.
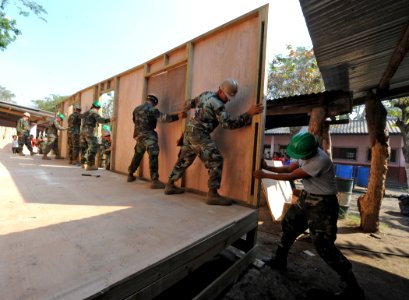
[247,103,264,116]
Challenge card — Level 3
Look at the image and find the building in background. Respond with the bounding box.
[264,120,406,188]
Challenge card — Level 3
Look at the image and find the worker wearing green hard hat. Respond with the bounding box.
[285,132,319,159]
[57,113,65,121]
[92,100,101,109]
[80,99,114,171]
[42,113,67,160]
[253,131,365,298]
[67,104,82,165]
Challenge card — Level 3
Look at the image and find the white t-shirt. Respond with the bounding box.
[12,140,19,147]
[300,148,337,195]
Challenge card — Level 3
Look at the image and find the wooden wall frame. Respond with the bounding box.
[58,5,269,207]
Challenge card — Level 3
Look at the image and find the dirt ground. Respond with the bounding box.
[220,187,409,300]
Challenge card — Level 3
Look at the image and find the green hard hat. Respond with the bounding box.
[102,125,110,131]
[57,113,65,120]
[92,100,101,108]
[285,132,318,159]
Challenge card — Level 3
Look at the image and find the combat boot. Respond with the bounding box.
[262,246,288,272]
[30,151,34,156]
[55,155,64,159]
[206,189,232,206]
[42,155,51,160]
[127,174,136,182]
[150,180,165,189]
[19,152,25,156]
[164,180,185,195]
[336,273,366,299]
[85,164,98,171]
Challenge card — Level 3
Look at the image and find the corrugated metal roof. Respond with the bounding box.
[265,127,291,135]
[330,120,400,134]
[265,120,401,135]
[299,0,409,104]
[0,100,55,126]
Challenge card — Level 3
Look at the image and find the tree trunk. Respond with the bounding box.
[358,92,390,232]
[406,163,409,189]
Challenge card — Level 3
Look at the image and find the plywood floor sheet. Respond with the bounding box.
[0,144,256,300]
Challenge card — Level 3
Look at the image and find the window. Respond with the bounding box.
[332,147,357,160]
[367,148,397,163]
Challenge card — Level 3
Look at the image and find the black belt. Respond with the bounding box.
[309,192,328,197]
[301,190,331,201]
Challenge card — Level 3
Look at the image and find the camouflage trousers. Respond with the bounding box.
[168,131,223,189]
[68,133,80,161]
[128,135,160,180]
[279,192,352,280]
[42,134,58,156]
[80,133,98,165]
[18,132,33,153]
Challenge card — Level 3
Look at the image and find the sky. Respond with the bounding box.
[0,0,312,107]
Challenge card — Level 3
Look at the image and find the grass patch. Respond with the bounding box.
[345,213,360,226]
[344,212,389,230]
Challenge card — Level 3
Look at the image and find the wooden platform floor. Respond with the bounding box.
[0,144,257,300]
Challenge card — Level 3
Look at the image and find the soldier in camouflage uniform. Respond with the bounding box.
[100,125,111,170]
[164,78,264,206]
[253,132,365,299]
[127,94,186,189]
[42,113,67,160]
[16,112,34,156]
[67,104,82,165]
[80,101,112,171]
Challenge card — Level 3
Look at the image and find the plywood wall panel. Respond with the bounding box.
[57,6,268,205]
[184,16,261,201]
[114,68,145,174]
[81,88,95,112]
[145,65,187,183]
[168,47,187,65]
[60,101,70,158]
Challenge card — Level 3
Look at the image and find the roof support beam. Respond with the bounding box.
[378,22,409,91]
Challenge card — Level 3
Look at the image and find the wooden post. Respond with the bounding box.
[110,76,120,171]
[358,91,390,232]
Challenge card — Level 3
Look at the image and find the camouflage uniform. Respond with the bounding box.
[168,91,252,189]
[274,148,355,284]
[16,117,33,153]
[128,101,180,180]
[279,193,353,280]
[100,136,111,170]
[42,118,65,156]
[80,110,110,166]
[67,111,82,162]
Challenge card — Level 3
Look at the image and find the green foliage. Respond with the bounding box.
[31,94,66,113]
[389,97,409,122]
[389,97,409,161]
[350,105,365,120]
[267,45,325,99]
[0,85,16,103]
[102,93,114,119]
[0,0,47,51]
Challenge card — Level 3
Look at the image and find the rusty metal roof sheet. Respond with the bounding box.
[299,0,409,104]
